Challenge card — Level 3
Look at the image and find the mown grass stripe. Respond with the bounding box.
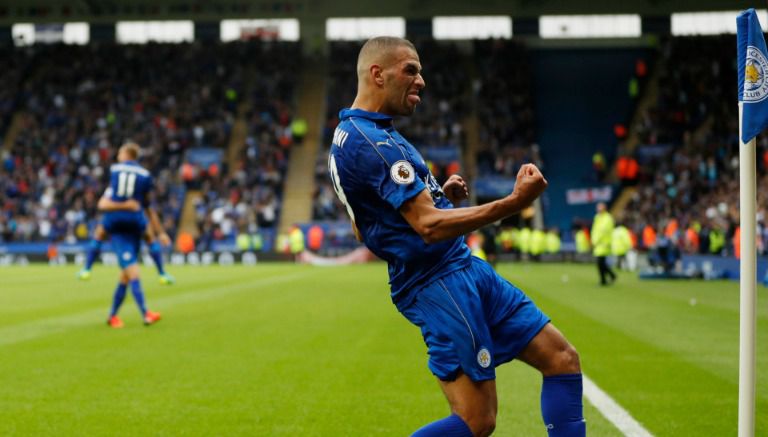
[0,271,309,347]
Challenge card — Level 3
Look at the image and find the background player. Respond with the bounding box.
[329,37,584,436]
[98,142,162,328]
[78,198,175,285]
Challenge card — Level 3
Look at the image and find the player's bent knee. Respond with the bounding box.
[453,402,496,437]
[461,412,495,437]
[556,344,581,375]
[478,415,496,437]
[540,343,581,376]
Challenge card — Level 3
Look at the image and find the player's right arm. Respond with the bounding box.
[400,164,547,244]
[146,206,171,246]
[138,175,171,245]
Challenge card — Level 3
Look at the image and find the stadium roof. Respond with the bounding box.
[0,0,754,24]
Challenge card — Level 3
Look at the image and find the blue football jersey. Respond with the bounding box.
[102,160,153,231]
[328,108,471,310]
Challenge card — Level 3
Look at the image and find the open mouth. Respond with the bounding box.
[407,93,421,105]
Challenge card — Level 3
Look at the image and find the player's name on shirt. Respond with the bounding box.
[110,163,150,177]
[332,127,350,148]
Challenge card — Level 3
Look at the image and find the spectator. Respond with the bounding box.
[592,202,616,285]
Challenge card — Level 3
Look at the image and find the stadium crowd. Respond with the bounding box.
[189,42,300,251]
[0,41,300,251]
[619,35,767,257]
[3,34,766,261]
[474,39,541,178]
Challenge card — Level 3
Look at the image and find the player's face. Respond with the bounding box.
[382,47,425,116]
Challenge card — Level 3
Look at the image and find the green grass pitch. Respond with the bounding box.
[0,262,765,436]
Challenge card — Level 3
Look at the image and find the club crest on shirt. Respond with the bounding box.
[122,252,132,261]
[477,348,491,368]
[390,160,415,185]
[745,46,768,103]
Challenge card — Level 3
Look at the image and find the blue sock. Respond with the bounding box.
[541,373,586,437]
[149,241,166,275]
[412,414,473,437]
[129,279,148,315]
[84,239,103,270]
[109,283,127,316]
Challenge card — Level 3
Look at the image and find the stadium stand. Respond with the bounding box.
[619,36,762,256]
[0,41,299,253]
[474,39,538,180]
[0,32,757,259]
[533,44,653,229]
[191,42,300,252]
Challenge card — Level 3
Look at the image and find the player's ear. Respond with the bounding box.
[371,64,385,87]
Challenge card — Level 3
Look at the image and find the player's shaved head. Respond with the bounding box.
[356,36,416,81]
[119,142,141,160]
[351,36,424,116]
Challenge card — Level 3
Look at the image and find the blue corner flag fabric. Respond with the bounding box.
[738,8,768,143]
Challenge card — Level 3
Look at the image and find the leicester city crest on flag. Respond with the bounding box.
[744,46,768,102]
[737,8,768,142]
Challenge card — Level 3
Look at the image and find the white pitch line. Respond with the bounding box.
[0,271,309,347]
[583,374,654,437]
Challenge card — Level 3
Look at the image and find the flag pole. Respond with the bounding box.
[738,101,757,437]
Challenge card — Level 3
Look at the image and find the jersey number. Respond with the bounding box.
[328,154,356,222]
[117,172,137,197]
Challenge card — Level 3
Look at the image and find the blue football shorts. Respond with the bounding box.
[400,256,550,381]
[102,212,146,269]
[110,231,142,269]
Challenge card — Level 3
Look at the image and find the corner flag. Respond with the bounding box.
[737,9,761,437]
[737,8,768,143]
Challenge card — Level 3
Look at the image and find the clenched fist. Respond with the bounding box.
[512,164,547,207]
[442,174,469,205]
